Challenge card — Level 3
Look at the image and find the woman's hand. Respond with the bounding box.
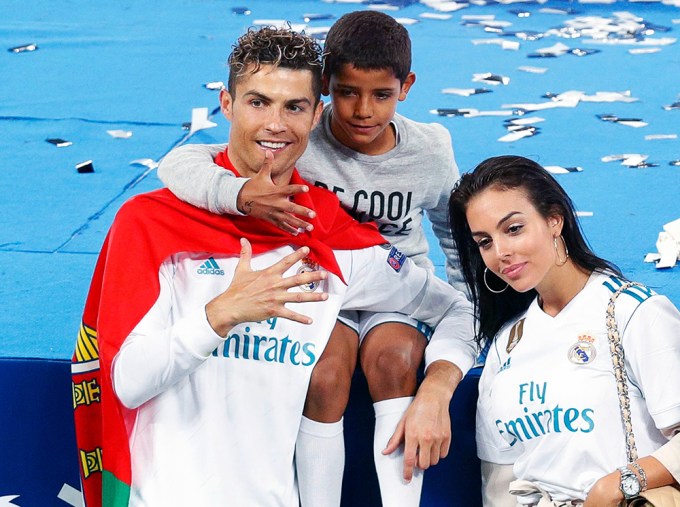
[584,471,624,507]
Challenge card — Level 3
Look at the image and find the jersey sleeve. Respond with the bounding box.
[651,430,680,483]
[623,295,680,430]
[424,131,467,295]
[157,143,248,215]
[111,258,226,409]
[342,245,477,376]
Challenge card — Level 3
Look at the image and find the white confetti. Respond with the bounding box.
[629,47,662,54]
[58,484,84,507]
[189,107,218,135]
[472,39,520,50]
[106,130,133,139]
[518,65,548,74]
[419,12,453,20]
[645,134,677,140]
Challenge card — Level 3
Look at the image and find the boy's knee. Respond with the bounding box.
[309,358,353,397]
[366,345,418,386]
[304,357,353,421]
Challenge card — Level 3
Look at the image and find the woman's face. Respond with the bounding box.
[466,186,562,294]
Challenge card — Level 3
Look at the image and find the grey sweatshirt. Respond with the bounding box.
[158,106,466,293]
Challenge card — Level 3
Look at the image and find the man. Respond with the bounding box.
[72,26,475,507]
[159,13,467,505]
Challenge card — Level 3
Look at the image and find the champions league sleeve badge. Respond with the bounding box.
[297,257,321,292]
[386,246,406,273]
[568,333,597,365]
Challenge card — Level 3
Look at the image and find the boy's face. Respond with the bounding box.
[325,64,415,156]
[221,64,323,184]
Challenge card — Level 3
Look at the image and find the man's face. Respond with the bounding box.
[325,64,415,156]
[221,64,323,184]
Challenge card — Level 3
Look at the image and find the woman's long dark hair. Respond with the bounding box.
[449,156,622,345]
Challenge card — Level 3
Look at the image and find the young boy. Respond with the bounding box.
[157,11,468,507]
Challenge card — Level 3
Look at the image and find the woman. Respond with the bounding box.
[449,155,680,506]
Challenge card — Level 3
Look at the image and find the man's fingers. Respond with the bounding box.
[266,246,311,275]
[276,215,314,235]
[282,186,316,220]
[277,221,305,236]
[265,209,313,235]
[234,238,253,274]
[282,270,328,292]
[402,436,418,483]
[258,149,275,180]
[383,419,405,456]
[276,306,324,326]
[275,285,328,304]
[441,436,451,460]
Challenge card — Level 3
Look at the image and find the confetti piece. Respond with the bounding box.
[441,87,492,96]
[545,165,584,174]
[472,38,520,50]
[189,107,218,135]
[106,130,132,139]
[303,13,335,22]
[419,12,453,20]
[518,66,548,74]
[9,43,38,53]
[645,134,677,140]
[204,81,225,90]
[46,138,72,147]
[472,72,510,85]
[76,160,94,174]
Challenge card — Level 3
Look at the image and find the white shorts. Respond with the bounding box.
[336,310,433,344]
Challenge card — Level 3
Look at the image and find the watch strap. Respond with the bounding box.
[629,462,648,492]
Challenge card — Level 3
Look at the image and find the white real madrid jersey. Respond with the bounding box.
[113,243,474,507]
[476,272,680,502]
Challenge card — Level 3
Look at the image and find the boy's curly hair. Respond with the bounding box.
[228,26,323,103]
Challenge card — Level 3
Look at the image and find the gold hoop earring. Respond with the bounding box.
[484,267,508,294]
[554,235,569,266]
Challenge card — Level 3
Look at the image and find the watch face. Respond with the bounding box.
[622,476,641,496]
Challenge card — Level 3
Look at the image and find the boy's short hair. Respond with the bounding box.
[323,11,412,84]
[228,26,323,103]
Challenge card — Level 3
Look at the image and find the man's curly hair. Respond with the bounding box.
[227,26,323,103]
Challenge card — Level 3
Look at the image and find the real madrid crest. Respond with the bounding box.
[297,257,321,292]
[567,333,597,365]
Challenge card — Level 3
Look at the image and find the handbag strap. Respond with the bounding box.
[606,281,645,464]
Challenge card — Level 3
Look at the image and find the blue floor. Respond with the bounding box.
[2,0,678,360]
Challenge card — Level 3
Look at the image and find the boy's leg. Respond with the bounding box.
[360,322,427,507]
[297,321,358,507]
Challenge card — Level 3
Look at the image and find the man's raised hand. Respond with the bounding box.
[236,150,316,235]
[205,238,328,336]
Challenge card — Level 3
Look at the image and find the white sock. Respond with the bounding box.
[373,397,423,507]
[296,416,345,507]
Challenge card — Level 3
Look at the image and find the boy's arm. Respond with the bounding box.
[157,143,239,214]
[158,145,315,233]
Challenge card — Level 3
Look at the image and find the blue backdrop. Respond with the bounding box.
[1,0,678,505]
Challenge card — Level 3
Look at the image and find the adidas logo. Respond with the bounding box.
[197,257,225,275]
